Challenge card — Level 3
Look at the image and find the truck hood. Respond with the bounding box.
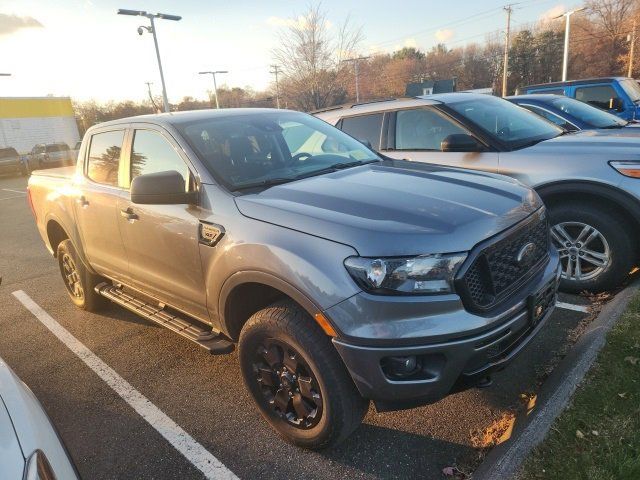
[235,160,541,257]
[523,130,640,155]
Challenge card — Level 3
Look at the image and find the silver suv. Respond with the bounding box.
[316,94,640,292]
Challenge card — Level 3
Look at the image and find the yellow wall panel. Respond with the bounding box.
[0,97,74,119]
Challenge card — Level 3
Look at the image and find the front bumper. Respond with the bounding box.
[328,249,560,411]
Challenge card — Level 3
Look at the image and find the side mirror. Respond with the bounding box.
[130,170,197,205]
[441,134,483,153]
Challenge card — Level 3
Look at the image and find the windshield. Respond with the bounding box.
[550,97,627,128]
[620,79,640,102]
[447,95,563,149]
[176,111,380,190]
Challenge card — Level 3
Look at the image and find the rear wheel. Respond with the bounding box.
[238,301,368,449]
[57,239,108,311]
[549,202,633,292]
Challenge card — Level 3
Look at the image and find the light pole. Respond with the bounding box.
[199,71,228,109]
[117,9,181,113]
[342,57,370,102]
[0,73,11,76]
[554,7,586,82]
[502,4,513,97]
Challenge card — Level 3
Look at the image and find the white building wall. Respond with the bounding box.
[0,116,80,154]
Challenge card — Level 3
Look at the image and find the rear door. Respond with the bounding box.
[383,107,499,172]
[116,125,208,320]
[75,127,130,282]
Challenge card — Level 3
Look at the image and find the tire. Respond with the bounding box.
[549,202,634,292]
[57,239,108,312]
[238,301,368,449]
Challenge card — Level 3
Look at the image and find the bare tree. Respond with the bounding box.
[272,4,363,111]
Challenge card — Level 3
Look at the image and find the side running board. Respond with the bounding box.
[95,283,234,355]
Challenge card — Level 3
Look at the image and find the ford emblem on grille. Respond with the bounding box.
[516,242,537,265]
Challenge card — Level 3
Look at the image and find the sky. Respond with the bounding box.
[0,0,570,103]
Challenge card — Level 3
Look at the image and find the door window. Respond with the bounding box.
[130,130,191,191]
[575,85,619,110]
[395,108,468,150]
[87,130,124,186]
[340,113,383,149]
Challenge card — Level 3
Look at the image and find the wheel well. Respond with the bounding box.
[46,221,69,257]
[539,190,640,251]
[224,283,296,341]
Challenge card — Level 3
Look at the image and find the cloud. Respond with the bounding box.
[435,29,454,42]
[392,38,419,51]
[0,14,43,36]
[540,5,566,22]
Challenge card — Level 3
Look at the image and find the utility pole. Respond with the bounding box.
[629,19,637,78]
[199,71,228,109]
[502,4,512,98]
[554,7,586,82]
[270,65,282,109]
[117,9,182,113]
[342,56,370,102]
[145,81,160,112]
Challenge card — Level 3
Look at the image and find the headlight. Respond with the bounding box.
[609,161,640,178]
[344,253,467,295]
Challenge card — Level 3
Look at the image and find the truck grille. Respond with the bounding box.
[458,210,549,313]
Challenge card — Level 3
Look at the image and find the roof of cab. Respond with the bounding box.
[520,77,632,91]
[85,108,301,132]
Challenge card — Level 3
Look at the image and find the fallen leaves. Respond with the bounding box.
[471,412,516,450]
[576,429,585,439]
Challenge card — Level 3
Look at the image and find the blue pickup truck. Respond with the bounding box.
[518,77,640,121]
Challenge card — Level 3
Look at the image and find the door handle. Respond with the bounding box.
[77,195,89,207]
[120,208,139,221]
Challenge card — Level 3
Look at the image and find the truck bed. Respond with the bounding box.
[30,166,76,179]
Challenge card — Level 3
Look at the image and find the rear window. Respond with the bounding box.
[0,148,18,159]
[46,143,70,153]
[575,85,619,110]
[87,130,125,186]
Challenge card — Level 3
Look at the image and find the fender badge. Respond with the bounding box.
[199,222,225,247]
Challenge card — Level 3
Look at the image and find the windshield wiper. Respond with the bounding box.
[297,159,381,179]
[231,177,296,191]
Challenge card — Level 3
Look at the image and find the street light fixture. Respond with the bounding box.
[553,7,586,82]
[199,71,228,109]
[117,9,181,113]
[0,73,11,77]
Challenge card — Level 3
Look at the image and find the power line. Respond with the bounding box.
[269,65,282,109]
[341,56,370,102]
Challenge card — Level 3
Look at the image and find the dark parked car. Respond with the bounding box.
[28,142,75,170]
[0,147,26,176]
[508,94,640,132]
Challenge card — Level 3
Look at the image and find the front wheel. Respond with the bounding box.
[238,301,368,449]
[549,202,634,292]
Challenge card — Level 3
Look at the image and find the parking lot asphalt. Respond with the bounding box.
[0,174,591,479]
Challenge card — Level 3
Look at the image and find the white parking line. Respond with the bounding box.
[12,290,239,480]
[1,188,26,194]
[0,194,26,201]
[556,301,590,313]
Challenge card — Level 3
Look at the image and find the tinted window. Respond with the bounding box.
[395,108,468,150]
[575,85,619,110]
[177,112,379,190]
[550,96,627,128]
[46,143,69,152]
[522,105,568,127]
[87,130,124,186]
[340,114,383,149]
[131,130,191,191]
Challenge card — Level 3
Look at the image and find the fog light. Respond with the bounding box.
[383,355,419,378]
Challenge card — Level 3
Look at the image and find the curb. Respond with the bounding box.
[473,282,639,480]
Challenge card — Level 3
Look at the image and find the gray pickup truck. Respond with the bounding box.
[28,109,559,448]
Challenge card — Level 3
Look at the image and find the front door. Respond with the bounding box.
[384,107,499,172]
[75,128,130,283]
[116,127,208,320]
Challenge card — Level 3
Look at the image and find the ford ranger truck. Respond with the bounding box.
[27,109,560,449]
